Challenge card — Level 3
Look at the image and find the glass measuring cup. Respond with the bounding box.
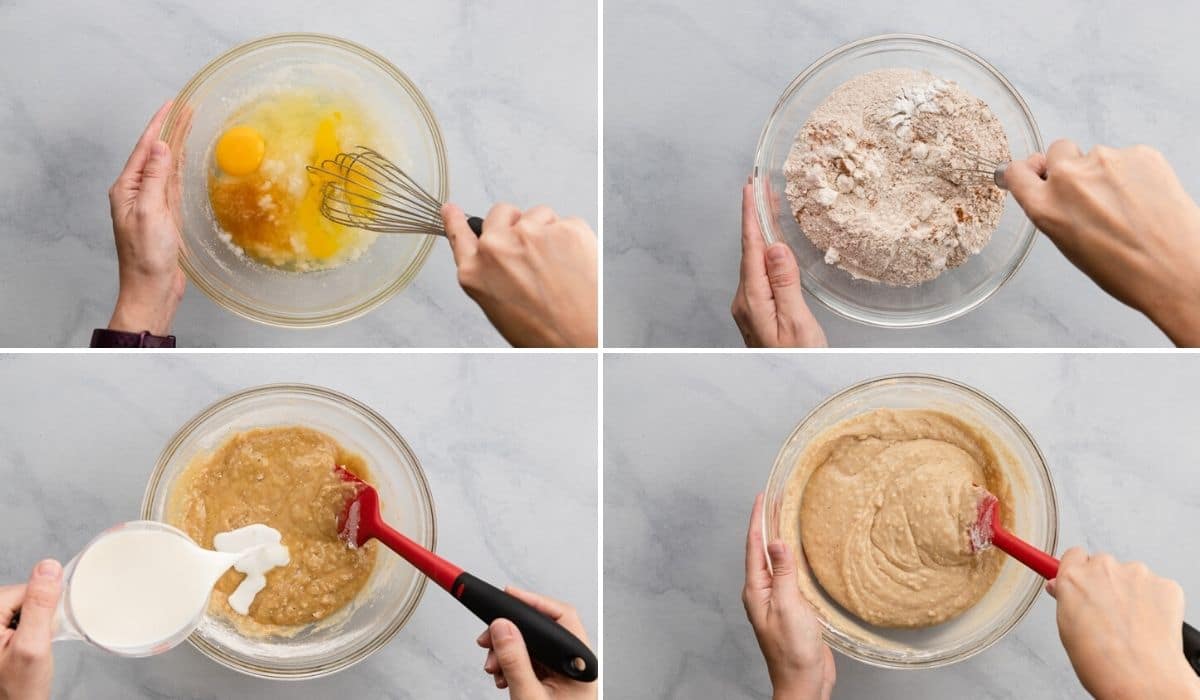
[51,521,240,657]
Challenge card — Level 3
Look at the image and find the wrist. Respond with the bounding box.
[1101,661,1200,700]
[110,291,177,336]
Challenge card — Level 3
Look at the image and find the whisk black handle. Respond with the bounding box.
[468,217,484,237]
[1184,622,1200,675]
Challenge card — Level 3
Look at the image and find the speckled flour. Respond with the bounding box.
[784,69,1011,286]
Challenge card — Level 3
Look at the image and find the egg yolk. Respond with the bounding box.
[215,125,266,176]
[208,93,382,270]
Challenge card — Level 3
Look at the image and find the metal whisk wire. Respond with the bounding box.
[913,124,1011,189]
[306,148,482,236]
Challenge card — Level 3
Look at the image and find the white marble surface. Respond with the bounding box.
[603,0,1199,347]
[0,0,596,347]
[604,353,1200,698]
[0,354,597,699]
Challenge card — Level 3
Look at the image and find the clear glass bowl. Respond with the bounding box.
[161,34,444,328]
[141,384,436,679]
[763,374,1058,669]
[753,34,1044,328]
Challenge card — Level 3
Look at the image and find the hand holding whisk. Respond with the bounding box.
[306,147,483,237]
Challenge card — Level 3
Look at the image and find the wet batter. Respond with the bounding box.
[167,426,377,630]
[783,408,1011,628]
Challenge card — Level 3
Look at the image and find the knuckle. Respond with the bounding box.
[1125,560,1150,576]
[24,583,59,610]
[456,265,478,290]
[1133,144,1164,162]
[767,268,799,287]
[11,639,45,664]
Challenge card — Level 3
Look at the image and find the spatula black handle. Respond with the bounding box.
[452,572,597,682]
[467,216,484,237]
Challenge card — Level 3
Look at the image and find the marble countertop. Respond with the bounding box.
[604,353,1200,698]
[604,0,1199,347]
[0,0,596,347]
[0,354,597,699]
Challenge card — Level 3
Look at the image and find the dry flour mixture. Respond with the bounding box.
[784,69,1010,286]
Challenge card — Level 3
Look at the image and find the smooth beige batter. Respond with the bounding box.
[784,409,1011,628]
[167,426,377,631]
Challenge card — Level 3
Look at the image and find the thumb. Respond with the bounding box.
[764,242,810,321]
[489,620,545,698]
[12,560,62,650]
[1004,154,1049,219]
[141,141,173,206]
[441,203,479,268]
[766,540,803,609]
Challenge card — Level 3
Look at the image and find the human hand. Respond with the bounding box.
[0,560,63,700]
[442,203,598,348]
[1049,548,1200,700]
[475,587,596,700]
[732,182,827,348]
[107,101,186,336]
[743,494,834,700]
[1006,142,1200,347]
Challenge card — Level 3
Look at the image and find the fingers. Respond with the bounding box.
[0,584,25,623]
[140,141,173,208]
[0,584,25,646]
[521,206,558,226]
[484,202,521,233]
[120,101,174,179]
[1059,546,1090,569]
[740,184,770,299]
[1047,546,1090,599]
[488,619,543,696]
[745,493,769,591]
[10,560,62,654]
[503,586,589,642]
[503,586,568,621]
[1046,139,1083,167]
[441,203,480,265]
[764,242,808,320]
[1005,155,1050,213]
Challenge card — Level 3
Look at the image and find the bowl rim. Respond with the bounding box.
[139,382,436,680]
[762,372,1059,669]
[161,32,443,329]
[752,33,1045,329]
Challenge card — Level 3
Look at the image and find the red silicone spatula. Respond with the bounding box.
[971,491,1200,675]
[334,466,598,682]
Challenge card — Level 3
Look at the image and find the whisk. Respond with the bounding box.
[913,124,1012,190]
[306,147,483,237]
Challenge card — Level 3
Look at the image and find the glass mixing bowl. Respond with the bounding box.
[141,384,436,679]
[753,34,1044,328]
[161,34,445,327]
[763,374,1057,669]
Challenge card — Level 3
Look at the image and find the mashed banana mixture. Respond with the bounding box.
[208,90,383,270]
[167,426,377,631]
[782,409,1012,628]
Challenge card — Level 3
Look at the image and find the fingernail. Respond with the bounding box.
[36,559,61,579]
[491,619,515,641]
[767,542,786,559]
[766,244,789,263]
[151,141,169,158]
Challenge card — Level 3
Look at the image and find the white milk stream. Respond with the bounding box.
[52,521,287,656]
